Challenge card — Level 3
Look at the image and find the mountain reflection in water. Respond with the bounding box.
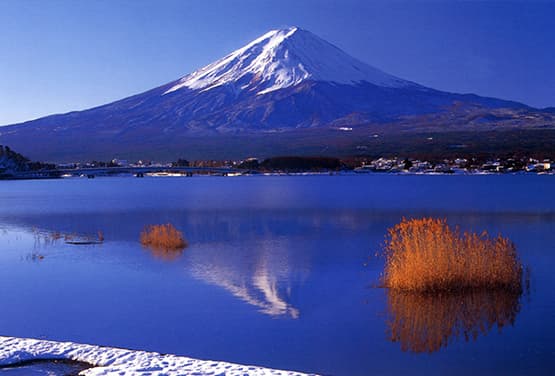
[386,288,523,353]
[187,239,308,319]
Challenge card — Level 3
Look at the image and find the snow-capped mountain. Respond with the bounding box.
[165,27,413,95]
[0,26,547,162]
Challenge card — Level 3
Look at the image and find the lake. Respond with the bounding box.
[0,175,553,375]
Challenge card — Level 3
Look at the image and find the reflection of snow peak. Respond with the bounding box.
[191,259,300,319]
[253,267,300,319]
[188,240,306,319]
[0,336,316,375]
[165,27,410,95]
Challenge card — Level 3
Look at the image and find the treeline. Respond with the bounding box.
[89,160,121,168]
[239,156,343,172]
[0,145,29,166]
[0,145,56,171]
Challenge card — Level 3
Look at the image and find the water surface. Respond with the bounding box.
[0,175,553,375]
[0,360,90,375]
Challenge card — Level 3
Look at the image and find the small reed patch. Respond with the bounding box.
[32,229,104,247]
[140,224,187,251]
[382,217,523,292]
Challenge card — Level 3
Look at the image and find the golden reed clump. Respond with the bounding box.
[382,218,522,292]
[140,224,188,251]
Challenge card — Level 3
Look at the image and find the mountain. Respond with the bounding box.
[1,26,554,162]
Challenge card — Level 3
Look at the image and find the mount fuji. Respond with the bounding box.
[1,27,553,162]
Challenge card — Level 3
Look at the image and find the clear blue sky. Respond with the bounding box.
[1,0,554,126]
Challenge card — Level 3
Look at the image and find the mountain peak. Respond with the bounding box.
[164,27,412,96]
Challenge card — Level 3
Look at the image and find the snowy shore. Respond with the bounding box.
[0,336,317,376]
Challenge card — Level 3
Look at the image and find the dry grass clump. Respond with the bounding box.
[382,217,522,292]
[140,224,187,250]
[386,288,521,353]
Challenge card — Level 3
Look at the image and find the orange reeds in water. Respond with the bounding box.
[140,224,187,251]
[382,218,522,292]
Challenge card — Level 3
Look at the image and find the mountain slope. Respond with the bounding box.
[0,26,552,162]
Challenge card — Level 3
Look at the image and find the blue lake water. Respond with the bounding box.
[0,360,90,375]
[0,175,553,375]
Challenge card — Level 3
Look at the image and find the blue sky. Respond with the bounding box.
[1,0,554,126]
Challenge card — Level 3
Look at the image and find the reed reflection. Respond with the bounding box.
[145,247,184,261]
[386,288,522,353]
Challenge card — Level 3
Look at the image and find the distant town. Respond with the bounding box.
[2,143,553,179]
[62,155,554,174]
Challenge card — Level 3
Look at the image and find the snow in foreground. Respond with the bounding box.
[0,336,317,376]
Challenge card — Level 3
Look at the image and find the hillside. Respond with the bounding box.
[0,145,55,178]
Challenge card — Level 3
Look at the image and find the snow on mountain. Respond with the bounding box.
[164,26,413,95]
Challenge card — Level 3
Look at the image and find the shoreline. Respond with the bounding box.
[0,336,317,376]
[1,170,553,181]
